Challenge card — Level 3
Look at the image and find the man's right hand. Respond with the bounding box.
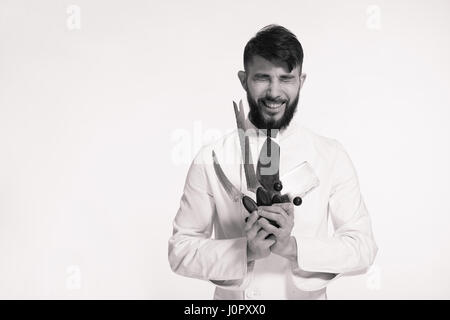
[245,211,275,262]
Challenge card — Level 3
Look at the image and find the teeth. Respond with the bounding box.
[265,102,284,109]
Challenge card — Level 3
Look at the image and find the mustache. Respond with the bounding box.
[247,91,299,131]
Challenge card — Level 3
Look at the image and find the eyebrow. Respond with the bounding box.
[253,73,270,77]
[279,75,295,79]
[253,73,295,79]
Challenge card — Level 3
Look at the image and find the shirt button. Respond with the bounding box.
[245,289,260,299]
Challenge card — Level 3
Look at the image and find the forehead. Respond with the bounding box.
[246,55,300,76]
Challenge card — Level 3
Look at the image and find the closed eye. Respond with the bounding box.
[253,74,270,81]
[280,76,295,82]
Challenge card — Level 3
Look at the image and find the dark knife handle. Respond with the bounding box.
[242,196,258,213]
[256,187,272,206]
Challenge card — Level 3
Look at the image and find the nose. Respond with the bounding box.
[266,79,282,99]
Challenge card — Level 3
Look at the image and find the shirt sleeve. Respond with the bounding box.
[290,141,378,291]
[168,146,251,289]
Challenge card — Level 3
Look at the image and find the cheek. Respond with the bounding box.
[284,84,300,100]
[248,82,268,99]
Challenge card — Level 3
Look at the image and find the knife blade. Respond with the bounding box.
[212,150,243,202]
[233,100,259,193]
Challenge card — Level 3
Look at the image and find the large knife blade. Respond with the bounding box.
[212,150,242,202]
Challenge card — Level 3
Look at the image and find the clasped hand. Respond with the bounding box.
[245,202,295,262]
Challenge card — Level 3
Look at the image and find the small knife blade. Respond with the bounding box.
[233,100,259,193]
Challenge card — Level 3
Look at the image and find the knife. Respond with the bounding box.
[233,100,259,193]
[212,150,258,213]
[212,150,243,202]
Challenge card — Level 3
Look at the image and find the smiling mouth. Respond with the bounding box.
[262,100,286,113]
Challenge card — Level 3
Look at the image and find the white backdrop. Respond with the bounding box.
[0,0,449,299]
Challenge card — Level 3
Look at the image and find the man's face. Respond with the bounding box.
[240,55,305,130]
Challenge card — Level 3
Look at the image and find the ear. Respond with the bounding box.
[299,73,307,90]
[237,70,247,91]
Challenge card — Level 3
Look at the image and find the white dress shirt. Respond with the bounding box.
[168,113,378,300]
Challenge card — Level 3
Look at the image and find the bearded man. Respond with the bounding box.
[169,25,377,300]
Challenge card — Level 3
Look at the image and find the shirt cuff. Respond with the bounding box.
[289,236,341,291]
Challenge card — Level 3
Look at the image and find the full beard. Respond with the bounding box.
[247,92,299,132]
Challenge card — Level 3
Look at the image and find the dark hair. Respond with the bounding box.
[243,24,304,72]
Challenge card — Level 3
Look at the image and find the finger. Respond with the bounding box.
[272,201,294,210]
[262,238,276,247]
[257,210,284,226]
[259,205,288,217]
[255,229,269,241]
[265,203,294,219]
[246,223,260,240]
[258,217,280,236]
[245,210,257,222]
[273,202,295,216]
[245,211,259,231]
